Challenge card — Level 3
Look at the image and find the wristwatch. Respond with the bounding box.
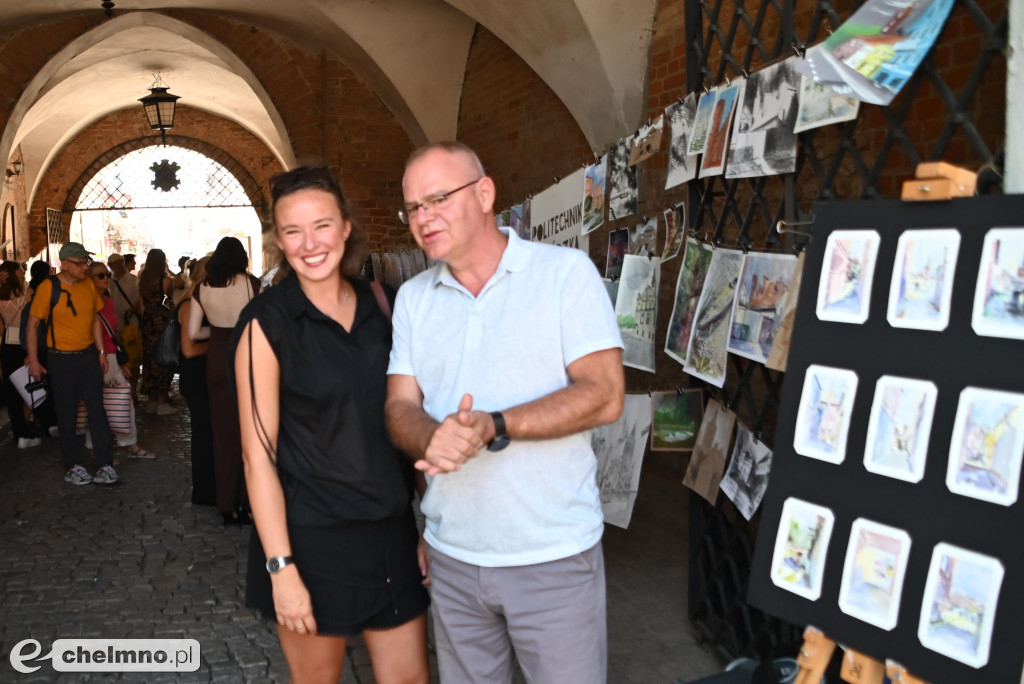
[265,556,295,574]
[487,412,510,452]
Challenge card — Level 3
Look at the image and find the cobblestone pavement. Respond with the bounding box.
[0,396,722,683]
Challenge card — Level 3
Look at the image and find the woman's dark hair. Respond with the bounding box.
[138,249,168,295]
[269,165,367,276]
[28,260,51,292]
[0,261,24,300]
[204,237,249,287]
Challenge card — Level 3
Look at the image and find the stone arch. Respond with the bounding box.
[62,135,266,215]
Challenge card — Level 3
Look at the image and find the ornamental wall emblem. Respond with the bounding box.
[150,159,181,192]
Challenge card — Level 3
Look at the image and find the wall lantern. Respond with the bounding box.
[139,78,180,146]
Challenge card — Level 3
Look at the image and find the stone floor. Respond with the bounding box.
[0,395,723,682]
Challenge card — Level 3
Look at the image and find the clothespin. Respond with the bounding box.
[794,626,835,684]
[839,647,884,684]
[884,660,932,684]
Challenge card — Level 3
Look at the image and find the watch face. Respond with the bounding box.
[266,558,280,573]
[487,435,511,452]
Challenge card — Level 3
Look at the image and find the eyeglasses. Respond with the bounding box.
[93,272,111,279]
[64,258,92,267]
[398,178,481,225]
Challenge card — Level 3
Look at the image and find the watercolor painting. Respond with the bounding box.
[771,497,835,601]
[688,86,720,155]
[628,216,659,257]
[727,252,800,363]
[661,204,686,263]
[918,542,1003,668]
[606,228,629,280]
[765,252,805,373]
[651,389,704,452]
[699,78,746,178]
[615,255,660,373]
[665,238,714,367]
[582,157,607,235]
[683,398,736,504]
[509,201,530,242]
[946,387,1024,507]
[628,115,664,166]
[887,229,960,331]
[838,518,912,630]
[683,248,745,387]
[972,227,1024,340]
[816,230,881,324]
[794,365,859,464]
[794,74,860,133]
[863,375,938,483]
[720,423,773,521]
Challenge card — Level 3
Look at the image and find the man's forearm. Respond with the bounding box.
[25,317,40,366]
[504,378,623,442]
[386,399,440,461]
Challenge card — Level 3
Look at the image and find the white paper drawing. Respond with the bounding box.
[838,518,912,630]
[863,376,937,483]
[793,74,861,133]
[727,252,800,363]
[727,58,801,179]
[720,423,773,521]
[816,230,881,324]
[615,255,661,373]
[771,497,835,601]
[592,394,653,529]
[946,386,1024,507]
[794,365,859,464]
[918,542,1003,669]
[887,229,960,331]
[972,228,1024,340]
[665,94,700,188]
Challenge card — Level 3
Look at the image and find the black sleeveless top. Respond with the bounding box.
[228,273,412,526]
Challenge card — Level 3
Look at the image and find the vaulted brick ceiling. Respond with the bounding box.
[0,0,656,207]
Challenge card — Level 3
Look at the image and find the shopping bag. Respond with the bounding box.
[76,385,133,434]
[153,318,181,367]
[120,323,143,368]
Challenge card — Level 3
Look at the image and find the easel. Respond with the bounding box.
[793,627,932,684]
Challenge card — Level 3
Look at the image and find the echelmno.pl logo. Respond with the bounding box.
[9,639,201,673]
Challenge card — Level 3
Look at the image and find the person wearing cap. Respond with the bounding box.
[25,242,119,485]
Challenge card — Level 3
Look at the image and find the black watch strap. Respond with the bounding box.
[487,411,510,452]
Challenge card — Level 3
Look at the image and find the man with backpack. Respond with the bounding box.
[25,243,118,485]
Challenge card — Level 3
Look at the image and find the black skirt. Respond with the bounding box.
[246,508,429,637]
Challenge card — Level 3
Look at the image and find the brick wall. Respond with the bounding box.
[456,25,594,212]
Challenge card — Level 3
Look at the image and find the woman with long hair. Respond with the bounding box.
[0,260,40,448]
[188,237,259,524]
[230,167,429,683]
[85,261,154,459]
[138,249,177,415]
[178,256,216,506]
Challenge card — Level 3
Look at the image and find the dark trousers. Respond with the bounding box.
[180,354,216,506]
[2,343,36,439]
[48,350,111,470]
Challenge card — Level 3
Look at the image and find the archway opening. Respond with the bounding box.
[68,143,264,274]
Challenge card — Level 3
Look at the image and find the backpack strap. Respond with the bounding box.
[46,275,62,350]
[369,280,391,322]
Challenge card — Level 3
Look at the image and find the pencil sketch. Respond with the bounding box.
[608,138,638,220]
[727,58,800,179]
[666,94,700,188]
[683,398,737,503]
[720,423,774,520]
[592,394,653,529]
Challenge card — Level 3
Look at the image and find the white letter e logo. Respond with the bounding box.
[10,639,45,673]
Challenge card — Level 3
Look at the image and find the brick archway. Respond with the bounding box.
[62,135,266,215]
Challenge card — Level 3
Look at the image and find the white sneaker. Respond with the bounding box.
[64,465,93,485]
[17,437,42,449]
[156,403,178,416]
[93,464,119,485]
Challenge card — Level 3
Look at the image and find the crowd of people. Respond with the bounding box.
[2,141,627,683]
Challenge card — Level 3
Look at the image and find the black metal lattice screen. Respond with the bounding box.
[684,0,1008,662]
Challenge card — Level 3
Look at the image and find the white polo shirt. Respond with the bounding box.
[388,228,623,567]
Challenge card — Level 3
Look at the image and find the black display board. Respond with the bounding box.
[748,195,1024,684]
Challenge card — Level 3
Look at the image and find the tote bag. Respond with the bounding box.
[76,385,133,434]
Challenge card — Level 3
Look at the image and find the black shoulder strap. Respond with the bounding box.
[112,276,133,306]
[46,275,62,349]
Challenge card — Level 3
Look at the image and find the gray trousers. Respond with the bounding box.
[428,542,607,684]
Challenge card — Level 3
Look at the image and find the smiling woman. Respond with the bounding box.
[227,165,430,683]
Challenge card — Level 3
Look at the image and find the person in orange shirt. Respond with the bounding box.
[25,242,118,486]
